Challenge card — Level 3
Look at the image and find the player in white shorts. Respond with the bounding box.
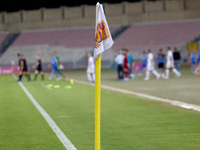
[144,50,161,81]
[87,53,95,83]
[165,47,181,79]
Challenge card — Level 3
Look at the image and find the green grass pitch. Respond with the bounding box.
[0,69,200,150]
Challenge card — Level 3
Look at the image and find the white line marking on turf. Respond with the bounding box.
[13,75,77,150]
[71,79,200,112]
[41,83,52,90]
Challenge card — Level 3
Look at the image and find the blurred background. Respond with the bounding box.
[0,0,200,71]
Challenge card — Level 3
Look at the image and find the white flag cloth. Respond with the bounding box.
[94,2,114,60]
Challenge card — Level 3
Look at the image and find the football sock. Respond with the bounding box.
[192,66,195,72]
[152,70,159,77]
[42,75,44,80]
[18,75,22,81]
[25,74,29,80]
[172,68,180,75]
[166,69,169,78]
[50,70,55,78]
[92,74,95,82]
[34,74,37,80]
[146,70,150,79]
[56,72,60,78]
[87,74,92,82]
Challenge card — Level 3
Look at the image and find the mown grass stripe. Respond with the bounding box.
[71,78,200,112]
[14,75,77,150]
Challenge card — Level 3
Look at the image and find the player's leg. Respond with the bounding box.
[129,68,134,79]
[23,71,29,81]
[117,65,121,79]
[23,67,31,81]
[165,62,170,79]
[87,67,92,82]
[165,68,170,79]
[49,68,55,80]
[139,64,145,76]
[119,65,123,79]
[40,71,44,80]
[175,60,181,71]
[172,67,181,77]
[161,68,165,78]
[144,65,151,80]
[144,69,150,80]
[152,69,161,79]
[55,68,60,80]
[87,73,92,82]
[123,68,128,82]
[57,68,64,77]
[34,70,38,80]
[92,73,95,82]
[27,71,31,81]
[159,63,165,78]
[191,63,195,72]
[18,69,23,81]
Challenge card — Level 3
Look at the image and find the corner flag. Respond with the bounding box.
[94,2,114,60]
[94,2,114,150]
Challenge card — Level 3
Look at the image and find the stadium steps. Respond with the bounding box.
[111,25,130,40]
[0,33,20,58]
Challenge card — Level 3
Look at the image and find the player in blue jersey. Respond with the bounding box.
[127,50,134,79]
[156,49,165,78]
[197,51,200,65]
[190,50,196,72]
[49,54,60,80]
[195,51,200,74]
[139,51,147,76]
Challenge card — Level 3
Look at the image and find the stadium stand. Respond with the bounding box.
[0,33,8,44]
[0,26,119,69]
[11,26,119,47]
[0,33,20,58]
[113,19,200,61]
[1,19,200,69]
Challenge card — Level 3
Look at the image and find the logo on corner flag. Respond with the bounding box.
[95,20,110,49]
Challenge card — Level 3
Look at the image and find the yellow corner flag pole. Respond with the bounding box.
[95,55,101,150]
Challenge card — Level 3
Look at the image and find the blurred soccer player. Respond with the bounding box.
[122,49,130,82]
[144,50,160,81]
[156,49,165,78]
[49,54,60,80]
[115,50,124,79]
[54,51,65,79]
[127,50,134,79]
[17,53,23,81]
[195,51,200,74]
[87,53,95,83]
[21,54,31,81]
[139,51,147,76]
[197,51,200,65]
[165,47,181,79]
[32,54,44,80]
[173,47,181,71]
[190,49,196,72]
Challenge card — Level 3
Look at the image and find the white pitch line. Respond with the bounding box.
[13,75,77,150]
[72,79,200,112]
[41,83,52,90]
